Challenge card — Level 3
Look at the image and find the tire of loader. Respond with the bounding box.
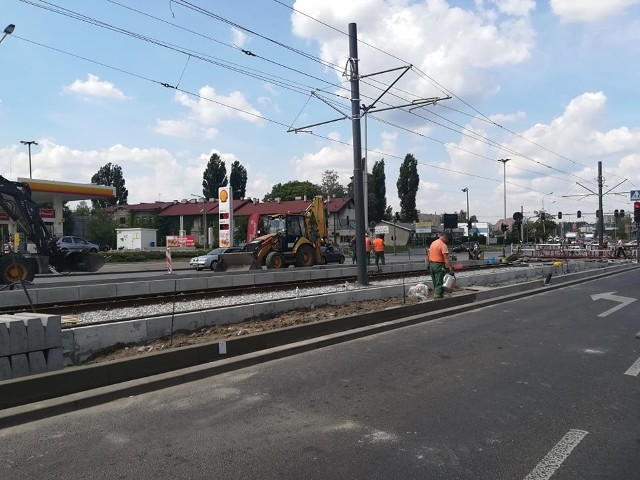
[265,251,284,269]
[295,244,315,267]
[0,253,36,284]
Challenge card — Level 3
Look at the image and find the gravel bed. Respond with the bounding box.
[75,267,514,324]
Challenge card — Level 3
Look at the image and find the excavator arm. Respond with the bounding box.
[0,175,105,284]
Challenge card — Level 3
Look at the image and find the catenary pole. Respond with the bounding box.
[597,161,604,248]
[348,23,367,286]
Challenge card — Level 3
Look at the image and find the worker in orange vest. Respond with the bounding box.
[373,234,385,271]
[364,233,371,265]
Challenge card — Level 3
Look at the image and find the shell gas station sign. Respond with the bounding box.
[218,186,234,247]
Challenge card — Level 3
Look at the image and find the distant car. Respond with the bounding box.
[320,245,345,264]
[56,236,100,253]
[189,246,243,271]
[625,240,638,247]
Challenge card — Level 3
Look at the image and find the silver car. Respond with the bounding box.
[56,236,100,253]
[189,246,242,271]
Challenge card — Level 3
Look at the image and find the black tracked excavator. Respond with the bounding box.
[0,175,105,284]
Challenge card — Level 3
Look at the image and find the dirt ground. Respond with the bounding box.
[84,292,445,364]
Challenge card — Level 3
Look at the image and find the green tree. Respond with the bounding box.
[229,160,248,200]
[263,181,322,201]
[371,159,386,222]
[320,170,347,198]
[75,200,92,215]
[62,204,74,235]
[203,153,228,200]
[91,163,128,209]
[86,208,117,248]
[396,153,419,222]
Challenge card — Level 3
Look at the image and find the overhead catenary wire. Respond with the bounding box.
[17,0,627,203]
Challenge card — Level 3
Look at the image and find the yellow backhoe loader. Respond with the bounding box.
[216,196,329,271]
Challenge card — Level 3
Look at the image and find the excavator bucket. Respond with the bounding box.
[216,252,262,272]
[51,251,105,273]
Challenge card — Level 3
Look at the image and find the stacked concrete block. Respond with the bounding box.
[0,313,63,381]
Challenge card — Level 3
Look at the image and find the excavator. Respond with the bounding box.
[0,175,105,284]
[215,196,329,271]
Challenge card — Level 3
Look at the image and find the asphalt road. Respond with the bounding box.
[2,269,638,479]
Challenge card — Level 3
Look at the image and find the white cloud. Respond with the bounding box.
[175,85,264,126]
[489,0,535,17]
[231,27,247,47]
[550,0,640,23]
[153,119,197,138]
[63,74,128,100]
[291,0,536,102]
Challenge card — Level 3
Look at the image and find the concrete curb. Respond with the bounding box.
[0,263,635,428]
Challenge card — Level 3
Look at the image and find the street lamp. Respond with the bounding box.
[190,194,207,247]
[498,158,511,256]
[20,140,38,179]
[0,24,15,44]
[461,187,469,233]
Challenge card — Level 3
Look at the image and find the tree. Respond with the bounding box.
[371,159,387,222]
[229,160,248,200]
[203,153,228,200]
[91,163,128,209]
[320,170,347,198]
[86,208,117,249]
[396,153,419,222]
[75,200,92,215]
[263,181,322,202]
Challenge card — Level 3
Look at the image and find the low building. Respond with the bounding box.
[116,228,158,250]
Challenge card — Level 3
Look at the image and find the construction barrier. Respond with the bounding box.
[165,247,172,274]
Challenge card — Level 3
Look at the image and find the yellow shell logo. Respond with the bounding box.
[219,189,228,202]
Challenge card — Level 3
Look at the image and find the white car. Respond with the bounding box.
[625,240,638,247]
[189,246,242,271]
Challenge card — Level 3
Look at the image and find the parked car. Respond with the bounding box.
[320,245,345,264]
[625,240,638,247]
[189,246,243,271]
[55,236,100,253]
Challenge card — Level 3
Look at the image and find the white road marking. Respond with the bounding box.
[624,356,640,377]
[590,291,637,318]
[523,429,588,480]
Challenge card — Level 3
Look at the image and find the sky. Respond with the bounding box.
[1,0,640,225]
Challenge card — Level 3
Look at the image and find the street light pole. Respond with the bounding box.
[462,187,469,233]
[20,140,38,179]
[0,24,15,44]
[498,158,511,256]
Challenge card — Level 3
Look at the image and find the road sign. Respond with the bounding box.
[631,190,640,201]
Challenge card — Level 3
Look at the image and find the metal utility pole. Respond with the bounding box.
[499,158,510,256]
[20,140,38,179]
[348,23,367,286]
[462,187,469,230]
[597,161,604,247]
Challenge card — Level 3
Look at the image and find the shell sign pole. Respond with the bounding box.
[218,186,234,247]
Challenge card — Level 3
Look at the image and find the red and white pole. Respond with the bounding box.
[166,247,172,274]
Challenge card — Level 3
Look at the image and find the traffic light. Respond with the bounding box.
[620,209,625,217]
[577,210,581,218]
[467,221,472,230]
[557,211,562,219]
[596,210,600,218]
[540,212,545,221]
[634,202,640,222]
[501,223,508,232]
[614,209,619,218]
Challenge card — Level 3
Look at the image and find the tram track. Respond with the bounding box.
[0,268,409,320]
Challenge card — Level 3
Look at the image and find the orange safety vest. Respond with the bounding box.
[364,236,371,252]
[373,237,384,252]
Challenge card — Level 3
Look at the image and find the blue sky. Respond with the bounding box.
[2,0,639,224]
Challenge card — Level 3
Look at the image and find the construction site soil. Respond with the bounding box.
[85,292,456,365]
